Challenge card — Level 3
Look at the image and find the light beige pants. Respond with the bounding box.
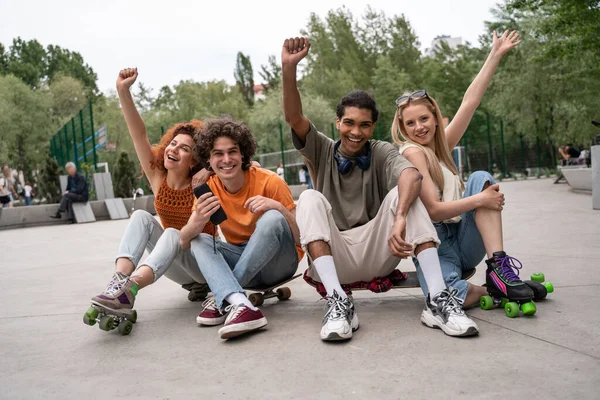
[297,188,439,284]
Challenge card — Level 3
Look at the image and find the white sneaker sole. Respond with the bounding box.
[321,313,360,341]
[420,310,479,337]
[218,317,267,339]
[196,315,227,326]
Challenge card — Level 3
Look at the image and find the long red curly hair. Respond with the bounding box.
[149,120,203,177]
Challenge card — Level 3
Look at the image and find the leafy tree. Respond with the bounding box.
[234,52,255,107]
[48,74,88,125]
[112,152,136,198]
[37,155,61,203]
[259,55,281,94]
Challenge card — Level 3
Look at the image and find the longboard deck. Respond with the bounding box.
[245,273,302,292]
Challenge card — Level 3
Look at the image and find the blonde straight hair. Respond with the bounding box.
[391,96,464,193]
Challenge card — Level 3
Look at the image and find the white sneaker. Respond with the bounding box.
[320,290,359,341]
[421,288,479,337]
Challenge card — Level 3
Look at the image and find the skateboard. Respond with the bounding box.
[305,269,476,293]
[245,273,302,307]
[83,304,138,336]
[479,272,553,318]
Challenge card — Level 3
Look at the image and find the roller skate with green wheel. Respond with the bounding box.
[479,251,536,318]
[83,272,139,335]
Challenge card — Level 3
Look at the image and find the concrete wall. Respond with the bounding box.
[0,195,155,231]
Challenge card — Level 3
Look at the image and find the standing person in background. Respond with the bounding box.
[277,161,285,181]
[298,164,307,185]
[303,165,313,189]
[1,164,18,207]
[24,181,34,206]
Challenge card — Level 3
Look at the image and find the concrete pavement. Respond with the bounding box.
[1,178,599,400]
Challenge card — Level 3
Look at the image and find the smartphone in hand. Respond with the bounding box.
[193,183,227,225]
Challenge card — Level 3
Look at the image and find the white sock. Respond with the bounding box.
[226,292,257,311]
[313,255,347,299]
[416,248,447,297]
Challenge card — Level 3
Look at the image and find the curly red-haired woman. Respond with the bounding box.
[85,68,215,328]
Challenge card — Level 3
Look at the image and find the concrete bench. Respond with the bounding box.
[0,195,156,230]
[72,202,96,223]
[561,167,592,191]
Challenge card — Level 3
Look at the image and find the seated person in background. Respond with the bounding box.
[180,116,302,340]
[51,162,89,223]
[558,144,581,166]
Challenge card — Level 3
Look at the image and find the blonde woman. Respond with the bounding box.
[393,30,533,308]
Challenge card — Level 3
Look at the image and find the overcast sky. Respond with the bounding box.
[1,0,500,95]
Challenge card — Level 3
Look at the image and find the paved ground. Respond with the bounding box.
[1,178,599,400]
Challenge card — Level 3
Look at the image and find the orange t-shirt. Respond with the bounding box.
[195,166,303,260]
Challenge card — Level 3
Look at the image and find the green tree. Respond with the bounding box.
[259,55,281,94]
[37,155,61,203]
[234,52,255,107]
[48,74,88,126]
[0,75,51,179]
[112,152,136,198]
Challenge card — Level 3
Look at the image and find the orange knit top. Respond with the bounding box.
[154,179,215,235]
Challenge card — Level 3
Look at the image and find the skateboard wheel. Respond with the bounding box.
[276,287,292,301]
[118,320,133,335]
[499,297,510,308]
[99,316,115,331]
[128,310,138,324]
[504,302,520,318]
[248,293,264,307]
[480,295,494,310]
[83,306,99,326]
[521,301,536,316]
[543,282,554,293]
[531,273,545,283]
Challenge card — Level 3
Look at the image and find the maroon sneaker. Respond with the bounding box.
[218,304,267,339]
[196,297,227,326]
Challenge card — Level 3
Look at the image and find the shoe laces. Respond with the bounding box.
[323,291,351,322]
[201,297,218,312]
[104,273,129,296]
[434,288,465,316]
[495,255,523,283]
[223,303,245,324]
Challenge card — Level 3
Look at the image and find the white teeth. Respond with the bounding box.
[348,137,361,143]
[167,155,179,161]
[220,166,234,170]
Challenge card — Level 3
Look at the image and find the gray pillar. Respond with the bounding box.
[593,146,600,210]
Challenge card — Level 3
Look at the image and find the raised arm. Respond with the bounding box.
[115,68,160,189]
[445,30,521,150]
[282,37,311,143]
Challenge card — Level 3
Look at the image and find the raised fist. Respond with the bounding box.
[281,37,311,66]
[116,67,138,90]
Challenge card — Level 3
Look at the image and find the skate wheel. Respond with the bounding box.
[276,287,292,301]
[128,310,138,324]
[118,320,133,335]
[530,273,545,283]
[83,306,98,326]
[499,297,510,308]
[521,301,536,316]
[248,293,264,307]
[480,295,494,310]
[99,315,115,331]
[543,282,554,294]
[504,302,520,318]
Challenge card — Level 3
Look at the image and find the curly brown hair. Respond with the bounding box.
[150,120,203,177]
[194,117,256,171]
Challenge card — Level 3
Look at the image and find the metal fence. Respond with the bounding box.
[50,101,99,169]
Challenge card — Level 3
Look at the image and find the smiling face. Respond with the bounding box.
[400,103,438,147]
[336,107,376,156]
[209,136,244,182]
[163,133,195,173]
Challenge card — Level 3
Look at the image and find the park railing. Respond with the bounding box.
[50,100,102,169]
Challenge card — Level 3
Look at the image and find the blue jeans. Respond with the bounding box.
[190,210,299,309]
[25,196,32,206]
[415,171,495,300]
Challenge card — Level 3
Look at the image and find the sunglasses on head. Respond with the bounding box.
[395,90,430,105]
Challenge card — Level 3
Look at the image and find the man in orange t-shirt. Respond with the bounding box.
[180,117,302,340]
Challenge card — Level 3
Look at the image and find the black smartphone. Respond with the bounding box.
[193,183,228,225]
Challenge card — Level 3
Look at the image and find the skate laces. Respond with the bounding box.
[104,273,129,296]
[496,255,523,283]
[435,288,465,315]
